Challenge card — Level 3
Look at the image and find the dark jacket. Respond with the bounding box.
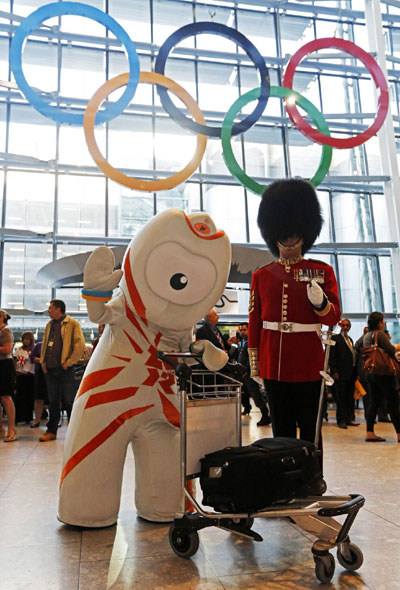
[329,332,357,382]
[195,322,229,353]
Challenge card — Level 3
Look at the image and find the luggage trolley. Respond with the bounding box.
[158,342,365,585]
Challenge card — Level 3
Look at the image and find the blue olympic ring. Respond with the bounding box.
[154,22,270,138]
[10,2,140,126]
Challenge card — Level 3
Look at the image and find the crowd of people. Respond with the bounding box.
[1,180,400,452]
[0,301,105,443]
[329,313,400,443]
[1,301,399,449]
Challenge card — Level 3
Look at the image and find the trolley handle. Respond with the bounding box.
[317,494,365,517]
[157,351,201,370]
[156,351,196,389]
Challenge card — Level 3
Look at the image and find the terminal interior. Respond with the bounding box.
[1,0,400,588]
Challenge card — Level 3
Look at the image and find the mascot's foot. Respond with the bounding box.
[57,515,118,528]
[136,513,175,524]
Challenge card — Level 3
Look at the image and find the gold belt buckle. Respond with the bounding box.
[279,322,293,332]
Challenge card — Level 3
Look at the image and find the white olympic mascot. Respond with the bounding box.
[58,209,231,527]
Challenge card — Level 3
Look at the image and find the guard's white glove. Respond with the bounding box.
[307,279,324,307]
[84,246,123,292]
[191,340,228,372]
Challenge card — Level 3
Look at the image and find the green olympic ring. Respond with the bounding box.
[221,86,333,192]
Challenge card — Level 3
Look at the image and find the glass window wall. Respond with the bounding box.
[0,0,399,342]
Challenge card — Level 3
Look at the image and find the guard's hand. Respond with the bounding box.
[84,246,123,292]
[191,340,228,372]
[307,279,324,307]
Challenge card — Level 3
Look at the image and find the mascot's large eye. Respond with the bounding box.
[145,242,217,305]
[170,273,188,290]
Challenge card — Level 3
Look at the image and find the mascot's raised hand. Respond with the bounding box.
[84,246,123,294]
[191,340,228,372]
[58,209,231,527]
[81,246,124,324]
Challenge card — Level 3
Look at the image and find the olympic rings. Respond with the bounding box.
[9,3,391,192]
[10,2,140,126]
[83,72,207,192]
[283,37,389,149]
[222,86,333,192]
[154,22,270,138]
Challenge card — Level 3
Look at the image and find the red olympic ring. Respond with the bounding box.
[283,37,389,149]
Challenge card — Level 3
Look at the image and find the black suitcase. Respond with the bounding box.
[200,437,323,513]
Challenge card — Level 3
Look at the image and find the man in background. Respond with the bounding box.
[39,299,85,441]
[237,323,271,426]
[329,319,359,429]
[196,309,230,353]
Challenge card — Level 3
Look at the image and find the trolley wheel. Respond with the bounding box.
[337,543,363,571]
[169,526,199,558]
[314,553,335,584]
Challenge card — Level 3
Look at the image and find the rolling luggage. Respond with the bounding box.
[200,436,323,512]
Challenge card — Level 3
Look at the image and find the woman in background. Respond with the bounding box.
[0,310,17,442]
[30,341,48,428]
[15,331,35,425]
[363,311,400,443]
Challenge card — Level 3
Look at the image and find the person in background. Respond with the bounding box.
[92,323,105,352]
[14,331,35,425]
[196,309,231,353]
[363,311,400,442]
[355,326,369,419]
[329,319,359,429]
[237,323,271,426]
[39,299,85,442]
[0,310,17,442]
[29,341,48,428]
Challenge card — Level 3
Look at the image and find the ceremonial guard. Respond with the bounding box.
[248,179,341,447]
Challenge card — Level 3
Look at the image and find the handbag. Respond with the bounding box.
[354,378,367,400]
[362,331,400,376]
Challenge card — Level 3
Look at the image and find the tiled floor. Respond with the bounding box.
[1,409,400,590]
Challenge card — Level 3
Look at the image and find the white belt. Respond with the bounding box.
[263,321,321,333]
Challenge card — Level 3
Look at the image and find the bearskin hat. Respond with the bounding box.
[257,178,323,258]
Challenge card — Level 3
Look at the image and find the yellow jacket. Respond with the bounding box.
[40,315,85,369]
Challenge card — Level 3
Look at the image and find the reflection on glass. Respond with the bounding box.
[332,192,374,242]
[2,242,52,311]
[337,254,381,312]
[108,182,154,238]
[379,256,395,313]
[58,175,105,236]
[6,171,54,233]
[203,184,246,242]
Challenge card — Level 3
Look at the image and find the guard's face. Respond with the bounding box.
[277,236,303,259]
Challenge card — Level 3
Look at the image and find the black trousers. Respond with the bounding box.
[264,379,322,453]
[366,374,400,433]
[241,376,269,417]
[334,379,356,425]
[15,374,34,423]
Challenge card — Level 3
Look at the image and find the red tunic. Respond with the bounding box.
[248,258,341,382]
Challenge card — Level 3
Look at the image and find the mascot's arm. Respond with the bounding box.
[81,246,124,325]
[190,340,228,372]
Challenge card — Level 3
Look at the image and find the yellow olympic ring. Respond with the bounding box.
[84,71,207,192]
